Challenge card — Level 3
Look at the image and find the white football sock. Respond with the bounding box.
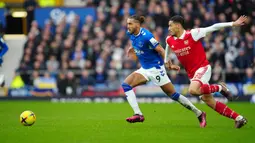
[178,95,202,117]
[125,90,142,115]
[218,85,223,92]
[235,115,243,121]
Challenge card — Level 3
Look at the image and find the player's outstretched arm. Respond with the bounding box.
[191,15,247,41]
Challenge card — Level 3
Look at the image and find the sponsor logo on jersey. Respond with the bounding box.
[134,49,144,55]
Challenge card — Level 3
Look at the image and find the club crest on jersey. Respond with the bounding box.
[138,41,143,47]
[184,40,189,45]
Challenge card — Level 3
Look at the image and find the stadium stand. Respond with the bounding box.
[14,0,255,96]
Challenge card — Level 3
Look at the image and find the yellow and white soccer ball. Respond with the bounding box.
[20,110,36,126]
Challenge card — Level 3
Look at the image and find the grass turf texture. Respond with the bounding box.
[0,101,254,143]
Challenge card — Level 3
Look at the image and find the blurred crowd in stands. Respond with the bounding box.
[15,0,255,95]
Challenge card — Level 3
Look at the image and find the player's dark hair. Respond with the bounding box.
[129,15,145,24]
[170,15,185,27]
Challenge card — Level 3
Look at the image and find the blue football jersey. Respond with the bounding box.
[127,28,163,69]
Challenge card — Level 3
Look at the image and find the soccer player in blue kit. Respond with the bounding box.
[122,15,207,127]
[0,37,9,86]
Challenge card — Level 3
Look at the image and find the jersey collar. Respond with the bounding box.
[134,28,142,37]
[174,30,186,40]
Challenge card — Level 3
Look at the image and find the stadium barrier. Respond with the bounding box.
[2,83,255,97]
[0,96,253,103]
[0,84,254,103]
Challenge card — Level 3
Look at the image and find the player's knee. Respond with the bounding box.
[188,88,200,96]
[121,83,133,92]
[170,92,180,101]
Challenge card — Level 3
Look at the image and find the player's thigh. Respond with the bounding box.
[189,65,212,95]
[124,72,148,88]
[191,65,212,84]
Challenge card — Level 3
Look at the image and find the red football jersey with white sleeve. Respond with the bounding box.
[166,30,209,78]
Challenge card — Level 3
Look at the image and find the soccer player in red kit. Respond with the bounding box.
[165,15,248,128]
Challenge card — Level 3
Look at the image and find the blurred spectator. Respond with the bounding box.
[79,70,95,88]
[46,55,59,71]
[225,47,238,68]
[94,67,107,88]
[211,61,223,83]
[30,70,39,86]
[106,69,120,90]
[66,71,77,96]
[210,41,225,68]
[225,64,242,83]
[234,48,251,69]
[243,68,255,84]
[57,72,68,96]
[23,0,38,33]
[119,2,135,16]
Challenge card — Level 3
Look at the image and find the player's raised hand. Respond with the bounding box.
[233,15,247,27]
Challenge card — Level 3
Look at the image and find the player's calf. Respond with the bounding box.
[122,82,143,116]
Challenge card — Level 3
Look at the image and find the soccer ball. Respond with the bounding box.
[20,110,36,126]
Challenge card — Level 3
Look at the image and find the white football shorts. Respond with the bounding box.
[135,65,171,86]
[191,65,211,84]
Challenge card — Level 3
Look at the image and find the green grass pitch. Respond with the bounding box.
[0,101,254,143]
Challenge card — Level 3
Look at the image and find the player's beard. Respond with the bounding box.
[128,28,134,34]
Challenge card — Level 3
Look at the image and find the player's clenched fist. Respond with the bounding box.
[170,64,180,72]
[165,60,180,72]
[127,47,138,61]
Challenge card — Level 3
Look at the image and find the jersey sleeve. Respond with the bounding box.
[191,22,233,41]
[165,36,171,45]
[164,36,170,63]
[146,34,159,49]
[190,28,207,41]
